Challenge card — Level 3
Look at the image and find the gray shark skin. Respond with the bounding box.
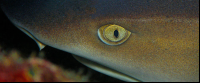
[1,0,199,82]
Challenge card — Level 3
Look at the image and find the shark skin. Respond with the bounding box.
[1,0,199,82]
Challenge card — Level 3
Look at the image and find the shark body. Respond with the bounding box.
[1,0,199,82]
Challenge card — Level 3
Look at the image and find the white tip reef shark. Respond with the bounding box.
[1,0,199,82]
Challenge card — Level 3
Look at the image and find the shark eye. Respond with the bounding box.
[98,24,131,45]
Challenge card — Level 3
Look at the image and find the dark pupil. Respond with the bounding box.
[114,30,119,38]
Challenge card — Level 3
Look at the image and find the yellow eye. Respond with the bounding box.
[98,24,131,45]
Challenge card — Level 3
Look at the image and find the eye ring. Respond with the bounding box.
[98,24,131,45]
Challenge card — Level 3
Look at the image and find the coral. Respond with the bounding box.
[0,50,90,82]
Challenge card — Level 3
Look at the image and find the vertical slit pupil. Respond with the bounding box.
[114,30,119,38]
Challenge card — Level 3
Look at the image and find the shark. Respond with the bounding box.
[1,0,199,82]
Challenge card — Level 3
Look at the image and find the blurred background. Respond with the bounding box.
[0,7,123,82]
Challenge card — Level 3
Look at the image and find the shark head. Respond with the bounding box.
[1,0,199,82]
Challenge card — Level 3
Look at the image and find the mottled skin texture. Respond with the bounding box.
[1,0,199,82]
